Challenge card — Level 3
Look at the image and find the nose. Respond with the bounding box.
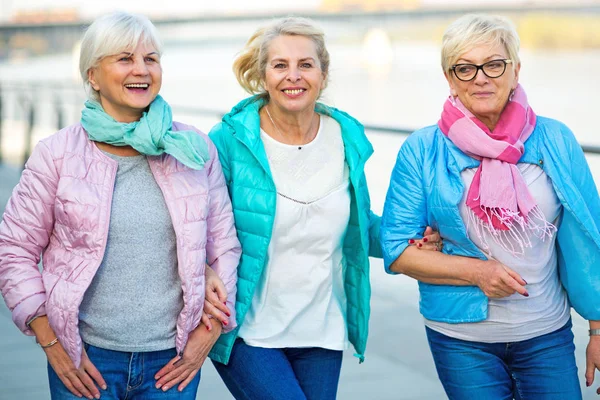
[132,57,149,76]
[473,67,488,84]
[286,66,301,82]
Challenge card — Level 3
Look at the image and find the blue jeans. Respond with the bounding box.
[212,338,343,400]
[48,343,201,400]
[426,319,582,400]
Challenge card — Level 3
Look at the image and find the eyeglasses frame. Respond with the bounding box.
[450,59,513,82]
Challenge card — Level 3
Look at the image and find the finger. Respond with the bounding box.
[213,281,228,303]
[162,369,191,392]
[201,313,213,331]
[155,355,180,380]
[425,231,441,244]
[504,266,527,287]
[423,226,434,237]
[83,360,107,391]
[60,377,83,398]
[205,292,231,317]
[585,358,596,388]
[78,370,101,399]
[416,242,440,252]
[69,374,95,400]
[203,302,229,324]
[503,274,529,297]
[177,368,199,392]
[156,365,188,390]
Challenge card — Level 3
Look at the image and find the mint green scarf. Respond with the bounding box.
[81,95,209,170]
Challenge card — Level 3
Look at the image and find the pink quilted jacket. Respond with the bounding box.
[0,122,241,367]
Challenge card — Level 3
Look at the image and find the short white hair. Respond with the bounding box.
[79,11,163,101]
[441,14,520,73]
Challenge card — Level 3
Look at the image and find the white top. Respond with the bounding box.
[425,164,570,343]
[239,114,351,350]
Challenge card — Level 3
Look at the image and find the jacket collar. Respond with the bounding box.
[222,95,374,174]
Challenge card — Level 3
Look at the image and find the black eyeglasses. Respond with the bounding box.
[450,59,513,82]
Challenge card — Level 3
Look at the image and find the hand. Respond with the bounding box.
[46,343,107,399]
[409,226,443,252]
[586,335,600,394]
[472,259,528,298]
[154,322,222,392]
[202,265,231,331]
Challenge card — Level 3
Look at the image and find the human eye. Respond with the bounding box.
[145,56,158,63]
[273,62,286,69]
[456,64,475,75]
[485,60,504,71]
[300,62,313,68]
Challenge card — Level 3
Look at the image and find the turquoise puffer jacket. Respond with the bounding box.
[208,96,382,364]
[381,116,600,323]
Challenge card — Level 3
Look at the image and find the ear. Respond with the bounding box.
[512,62,521,90]
[320,72,327,90]
[87,68,99,91]
[444,70,457,97]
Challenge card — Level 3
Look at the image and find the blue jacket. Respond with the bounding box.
[381,116,600,323]
[208,96,382,364]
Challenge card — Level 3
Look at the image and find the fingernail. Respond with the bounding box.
[95,394,100,399]
[587,380,591,387]
[523,279,528,284]
[423,238,428,243]
[223,302,227,305]
[523,291,529,297]
[417,243,422,248]
[223,320,228,326]
[163,386,169,392]
[156,383,162,389]
[408,239,415,244]
[225,312,231,317]
[102,385,107,390]
[206,325,210,331]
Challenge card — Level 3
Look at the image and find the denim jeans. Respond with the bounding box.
[48,343,201,400]
[425,319,582,400]
[212,338,343,400]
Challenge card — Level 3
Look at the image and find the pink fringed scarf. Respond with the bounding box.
[438,84,556,255]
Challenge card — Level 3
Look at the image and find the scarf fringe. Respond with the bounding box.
[468,205,556,258]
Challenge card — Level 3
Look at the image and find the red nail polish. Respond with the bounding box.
[417,243,422,248]
[587,380,591,387]
[423,238,428,243]
[223,320,228,326]
[206,325,210,331]
[225,312,231,317]
[408,239,415,244]
[523,279,528,285]
[523,292,529,297]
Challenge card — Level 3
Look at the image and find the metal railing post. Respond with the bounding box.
[22,98,35,168]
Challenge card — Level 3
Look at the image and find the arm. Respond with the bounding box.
[203,136,241,333]
[381,135,527,297]
[0,141,57,334]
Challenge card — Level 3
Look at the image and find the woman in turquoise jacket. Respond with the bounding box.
[206,16,439,400]
[381,14,600,399]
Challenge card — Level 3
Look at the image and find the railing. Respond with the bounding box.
[1,81,600,169]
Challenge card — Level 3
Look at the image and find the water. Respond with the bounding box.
[1,20,600,399]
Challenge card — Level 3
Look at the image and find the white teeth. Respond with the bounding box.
[284,89,304,95]
[125,83,149,88]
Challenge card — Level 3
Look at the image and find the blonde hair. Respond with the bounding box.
[441,14,520,73]
[233,17,330,98]
[79,11,163,101]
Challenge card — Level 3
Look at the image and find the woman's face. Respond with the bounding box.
[88,40,162,123]
[263,35,326,116]
[445,42,520,131]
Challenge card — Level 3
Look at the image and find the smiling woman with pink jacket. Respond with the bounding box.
[0,12,240,400]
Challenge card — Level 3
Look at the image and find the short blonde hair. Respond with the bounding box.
[233,17,330,98]
[441,14,520,73]
[79,11,163,101]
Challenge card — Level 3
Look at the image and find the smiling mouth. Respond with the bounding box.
[125,83,149,89]
[283,89,305,95]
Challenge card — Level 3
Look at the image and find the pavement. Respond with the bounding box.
[0,132,598,399]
